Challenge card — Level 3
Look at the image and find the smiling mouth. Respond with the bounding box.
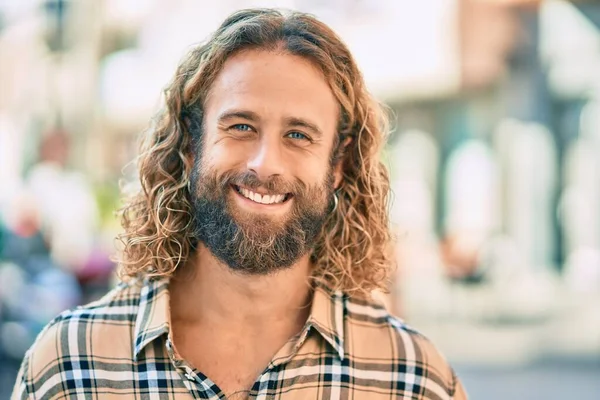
[232,185,292,205]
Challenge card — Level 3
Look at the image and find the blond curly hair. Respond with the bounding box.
[118,8,392,296]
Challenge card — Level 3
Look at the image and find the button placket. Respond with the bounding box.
[165,336,221,398]
[184,366,197,382]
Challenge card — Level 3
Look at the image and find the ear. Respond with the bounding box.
[333,136,352,189]
[333,161,343,189]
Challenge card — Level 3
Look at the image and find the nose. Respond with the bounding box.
[246,135,285,180]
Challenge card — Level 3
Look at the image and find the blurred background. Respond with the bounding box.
[1,0,599,398]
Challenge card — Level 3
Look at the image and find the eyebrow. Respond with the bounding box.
[217,109,260,123]
[217,109,324,138]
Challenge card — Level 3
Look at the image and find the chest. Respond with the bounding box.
[171,325,288,396]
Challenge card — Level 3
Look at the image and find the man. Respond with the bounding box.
[13,8,467,400]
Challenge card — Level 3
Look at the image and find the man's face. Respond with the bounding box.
[190,49,342,274]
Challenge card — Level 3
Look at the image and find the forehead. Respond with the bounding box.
[205,49,339,130]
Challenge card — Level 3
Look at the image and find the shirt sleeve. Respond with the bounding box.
[10,311,69,400]
[11,352,32,400]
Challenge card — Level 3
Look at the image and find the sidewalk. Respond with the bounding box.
[401,272,600,399]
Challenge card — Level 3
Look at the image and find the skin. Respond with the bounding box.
[169,49,343,397]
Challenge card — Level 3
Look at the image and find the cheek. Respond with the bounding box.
[291,156,332,187]
[202,140,246,171]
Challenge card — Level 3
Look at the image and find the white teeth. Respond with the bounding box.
[237,186,286,204]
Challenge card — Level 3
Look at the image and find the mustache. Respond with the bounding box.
[218,170,307,195]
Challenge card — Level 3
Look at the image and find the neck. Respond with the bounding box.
[170,244,313,332]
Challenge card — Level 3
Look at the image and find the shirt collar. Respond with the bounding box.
[132,277,346,361]
[133,277,171,360]
[307,283,346,360]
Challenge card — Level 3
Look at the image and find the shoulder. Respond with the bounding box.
[13,281,143,398]
[25,280,143,360]
[343,294,464,398]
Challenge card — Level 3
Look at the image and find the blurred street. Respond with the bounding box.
[456,358,600,400]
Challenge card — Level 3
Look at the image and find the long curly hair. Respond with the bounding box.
[118,8,393,296]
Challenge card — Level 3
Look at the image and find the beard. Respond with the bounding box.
[189,160,334,275]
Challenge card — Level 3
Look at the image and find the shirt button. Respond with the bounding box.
[185,373,195,381]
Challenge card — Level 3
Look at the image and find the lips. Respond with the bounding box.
[233,185,291,205]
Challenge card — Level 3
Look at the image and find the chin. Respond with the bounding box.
[234,212,290,236]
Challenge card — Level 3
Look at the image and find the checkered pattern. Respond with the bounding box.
[12,278,467,399]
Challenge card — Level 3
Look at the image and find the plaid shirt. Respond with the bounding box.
[12,278,467,399]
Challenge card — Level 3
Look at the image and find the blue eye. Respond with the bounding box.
[287,131,309,140]
[231,124,253,132]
